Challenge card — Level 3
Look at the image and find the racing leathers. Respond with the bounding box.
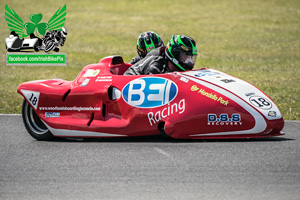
[129,55,142,65]
[40,30,66,52]
[124,46,170,75]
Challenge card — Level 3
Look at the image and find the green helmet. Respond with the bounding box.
[136,31,164,58]
[165,35,197,71]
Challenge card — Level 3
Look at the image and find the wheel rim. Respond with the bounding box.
[24,102,48,135]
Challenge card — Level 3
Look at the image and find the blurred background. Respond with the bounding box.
[0,0,299,119]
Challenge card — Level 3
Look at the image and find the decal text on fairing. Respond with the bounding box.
[148,99,185,126]
[21,89,40,110]
[40,106,101,111]
[249,96,272,110]
[191,85,229,106]
[45,112,60,118]
[208,113,242,125]
[122,77,178,108]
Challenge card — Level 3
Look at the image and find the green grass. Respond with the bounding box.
[1,0,299,119]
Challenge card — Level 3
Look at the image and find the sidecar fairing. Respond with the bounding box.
[17,55,284,140]
[6,32,41,52]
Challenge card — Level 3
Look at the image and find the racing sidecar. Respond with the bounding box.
[17,55,284,140]
[5,32,41,52]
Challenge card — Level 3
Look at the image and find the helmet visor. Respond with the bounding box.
[179,52,197,69]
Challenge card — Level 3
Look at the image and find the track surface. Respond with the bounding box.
[0,115,299,200]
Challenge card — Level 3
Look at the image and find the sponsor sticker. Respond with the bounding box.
[245,92,255,97]
[191,85,229,106]
[96,76,112,82]
[45,112,60,118]
[268,111,277,117]
[83,69,100,77]
[40,106,101,112]
[122,77,178,108]
[180,76,189,83]
[81,78,90,87]
[194,70,219,77]
[181,45,189,51]
[221,79,236,83]
[208,113,242,125]
[147,46,154,51]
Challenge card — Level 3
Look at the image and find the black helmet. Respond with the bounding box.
[136,31,164,58]
[165,35,197,71]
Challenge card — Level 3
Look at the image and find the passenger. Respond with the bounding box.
[129,31,164,65]
[124,35,197,75]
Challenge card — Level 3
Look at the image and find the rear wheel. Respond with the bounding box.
[22,99,54,141]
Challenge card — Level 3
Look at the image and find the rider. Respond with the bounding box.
[124,35,197,75]
[40,27,68,52]
[129,31,164,65]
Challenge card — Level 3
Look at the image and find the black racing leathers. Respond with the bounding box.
[124,47,170,75]
[129,55,142,65]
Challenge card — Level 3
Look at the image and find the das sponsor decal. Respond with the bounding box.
[208,113,242,125]
[122,77,178,108]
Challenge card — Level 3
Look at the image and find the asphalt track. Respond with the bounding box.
[0,115,299,200]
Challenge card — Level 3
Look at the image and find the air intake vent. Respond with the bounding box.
[62,89,71,101]
[87,112,94,126]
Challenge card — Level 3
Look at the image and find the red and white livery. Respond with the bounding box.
[18,55,284,140]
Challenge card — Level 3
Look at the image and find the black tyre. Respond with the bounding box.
[22,99,55,141]
[44,41,55,52]
[34,45,40,52]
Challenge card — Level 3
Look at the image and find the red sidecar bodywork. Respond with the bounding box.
[18,55,284,140]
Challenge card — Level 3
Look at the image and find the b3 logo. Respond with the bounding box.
[122,77,178,108]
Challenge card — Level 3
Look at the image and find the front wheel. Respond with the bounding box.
[22,99,55,141]
[44,40,56,52]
